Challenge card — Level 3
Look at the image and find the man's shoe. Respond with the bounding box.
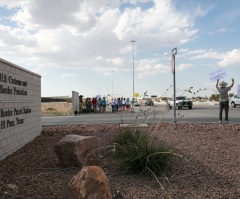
[219,121,222,123]
[225,121,229,123]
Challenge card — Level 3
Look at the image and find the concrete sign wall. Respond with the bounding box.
[72,91,79,114]
[0,58,41,160]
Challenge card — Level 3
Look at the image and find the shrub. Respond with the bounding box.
[113,129,172,175]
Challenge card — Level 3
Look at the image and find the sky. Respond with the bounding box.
[0,0,240,98]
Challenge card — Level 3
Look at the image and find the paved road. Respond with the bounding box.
[41,104,240,126]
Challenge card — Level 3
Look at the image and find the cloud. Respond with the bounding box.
[185,49,207,55]
[113,0,198,47]
[208,32,214,35]
[122,0,150,4]
[11,0,97,31]
[0,0,24,9]
[0,25,36,46]
[218,28,227,32]
[62,74,79,77]
[178,48,240,69]
[189,50,224,60]
[178,63,194,71]
[177,49,211,59]
[218,49,240,67]
[207,28,227,35]
[136,58,170,78]
[0,0,204,78]
[179,48,188,53]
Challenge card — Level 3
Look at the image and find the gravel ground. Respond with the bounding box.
[0,122,240,199]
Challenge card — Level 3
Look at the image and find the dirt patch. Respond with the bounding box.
[0,123,240,198]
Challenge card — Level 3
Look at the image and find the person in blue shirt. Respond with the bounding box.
[101,97,106,113]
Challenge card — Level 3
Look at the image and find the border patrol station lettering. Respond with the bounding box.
[1,107,31,118]
[0,107,31,129]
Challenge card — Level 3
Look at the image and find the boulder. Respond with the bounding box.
[68,166,112,199]
[54,135,101,167]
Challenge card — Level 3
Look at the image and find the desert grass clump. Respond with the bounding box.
[113,128,172,175]
[42,107,71,115]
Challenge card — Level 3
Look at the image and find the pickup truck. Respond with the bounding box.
[168,96,193,110]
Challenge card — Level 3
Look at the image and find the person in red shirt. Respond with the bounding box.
[92,97,97,113]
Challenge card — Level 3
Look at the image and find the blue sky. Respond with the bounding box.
[0,0,239,98]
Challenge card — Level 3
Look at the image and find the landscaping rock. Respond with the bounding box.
[68,166,112,199]
[54,135,101,167]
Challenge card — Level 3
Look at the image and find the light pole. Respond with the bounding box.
[131,40,136,99]
[106,75,108,96]
[171,47,177,123]
[111,71,114,97]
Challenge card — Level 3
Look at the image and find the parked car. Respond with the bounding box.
[144,99,154,106]
[231,95,240,108]
[134,101,140,106]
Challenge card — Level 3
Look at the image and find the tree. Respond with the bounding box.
[196,96,202,101]
[161,97,167,101]
[209,94,219,101]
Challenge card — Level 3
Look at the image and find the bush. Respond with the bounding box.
[113,129,172,175]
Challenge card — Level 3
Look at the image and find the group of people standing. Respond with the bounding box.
[109,98,135,113]
[80,97,136,113]
[84,97,107,113]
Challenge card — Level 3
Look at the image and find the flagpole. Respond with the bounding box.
[171,48,177,123]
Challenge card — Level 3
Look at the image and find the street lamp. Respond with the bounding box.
[171,47,177,123]
[131,40,136,99]
[111,71,114,96]
[106,75,108,96]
